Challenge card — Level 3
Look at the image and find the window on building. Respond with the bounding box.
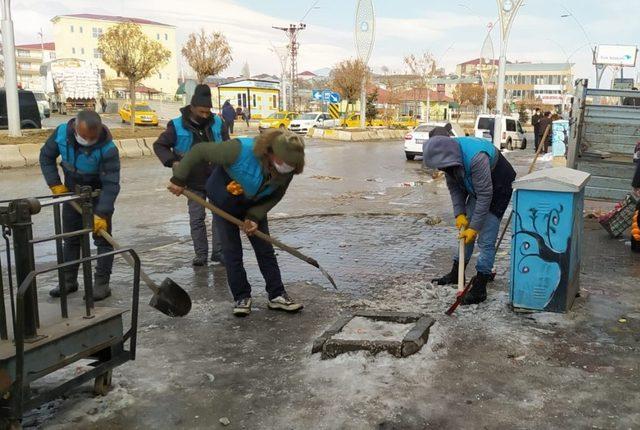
[92,27,103,38]
[158,72,162,79]
[80,48,85,55]
[70,25,74,33]
[72,47,76,54]
[242,93,247,108]
[164,33,168,40]
[237,93,242,107]
[272,95,277,108]
[252,94,256,107]
[157,33,160,40]
[93,48,101,59]
[50,52,56,60]
[17,49,29,57]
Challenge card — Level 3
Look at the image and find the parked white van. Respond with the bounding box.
[474,114,527,150]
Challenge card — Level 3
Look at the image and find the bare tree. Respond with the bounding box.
[99,22,171,130]
[330,58,370,118]
[182,29,233,84]
[404,52,437,122]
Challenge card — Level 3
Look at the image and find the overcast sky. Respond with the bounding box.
[11,0,640,85]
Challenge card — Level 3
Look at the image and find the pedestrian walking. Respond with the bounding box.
[537,111,553,153]
[531,108,541,150]
[222,100,236,134]
[424,135,516,305]
[39,110,120,301]
[167,129,306,316]
[153,84,230,266]
[100,96,107,113]
[242,108,251,127]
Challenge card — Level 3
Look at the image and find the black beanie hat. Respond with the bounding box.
[191,84,213,108]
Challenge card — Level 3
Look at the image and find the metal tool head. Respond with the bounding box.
[148,277,192,317]
[318,264,338,290]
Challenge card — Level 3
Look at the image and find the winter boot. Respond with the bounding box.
[192,255,208,267]
[432,261,464,286]
[461,273,490,306]
[92,273,112,301]
[49,269,79,298]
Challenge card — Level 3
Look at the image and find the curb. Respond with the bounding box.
[0,145,27,168]
[18,143,42,167]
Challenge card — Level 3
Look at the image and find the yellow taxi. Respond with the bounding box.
[340,113,384,127]
[119,103,159,126]
[258,111,298,132]
[392,116,419,128]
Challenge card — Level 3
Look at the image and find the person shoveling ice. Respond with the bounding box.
[423,135,516,305]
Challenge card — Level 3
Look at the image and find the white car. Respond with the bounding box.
[404,122,461,160]
[474,114,527,150]
[33,91,51,118]
[288,112,338,135]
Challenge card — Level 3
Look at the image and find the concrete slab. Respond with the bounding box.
[0,145,27,168]
[18,143,42,166]
[118,138,144,158]
[137,139,152,156]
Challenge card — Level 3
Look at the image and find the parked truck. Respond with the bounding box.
[567,79,640,201]
[43,58,102,114]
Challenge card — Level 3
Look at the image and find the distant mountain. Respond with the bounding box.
[313,67,332,77]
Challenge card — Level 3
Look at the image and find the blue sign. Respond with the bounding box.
[322,89,332,102]
[312,89,323,101]
[329,92,341,103]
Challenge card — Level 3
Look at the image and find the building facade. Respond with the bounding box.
[50,14,178,97]
[15,42,56,91]
[504,63,574,106]
[456,58,501,78]
[214,79,280,119]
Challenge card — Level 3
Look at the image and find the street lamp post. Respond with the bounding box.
[2,0,22,136]
[355,0,375,129]
[493,0,524,149]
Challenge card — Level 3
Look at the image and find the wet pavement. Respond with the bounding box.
[1,139,639,429]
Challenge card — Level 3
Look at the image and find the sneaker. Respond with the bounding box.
[233,298,252,317]
[192,255,208,267]
[211,251,225,265]
[268,294,304,313]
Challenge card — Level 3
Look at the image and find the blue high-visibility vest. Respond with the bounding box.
[455,136,498,194]
[55,123,116,176]
[225,137,277,199]
[172,115,223,155]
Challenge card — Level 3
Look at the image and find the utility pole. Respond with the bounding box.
[270,42,289,111]
[2,0,21,136]
[273,23,306,112]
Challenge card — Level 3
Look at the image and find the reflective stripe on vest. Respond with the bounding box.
[172,115,223,155]
[225,137,277,199]
[454,136,498,194]
[55,123,116,175]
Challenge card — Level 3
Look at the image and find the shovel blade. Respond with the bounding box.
[148,277,192,317]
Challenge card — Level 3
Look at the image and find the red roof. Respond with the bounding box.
[16,42,55,50]
[459,58,505,66]
[298,71,317,77]
[56,14,172,27]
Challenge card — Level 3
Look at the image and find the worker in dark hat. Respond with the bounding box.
[154,84,230,266]
[40,110,120,301]
[423,135,516,305]
[167,129,305,317]
[429,122,454,138]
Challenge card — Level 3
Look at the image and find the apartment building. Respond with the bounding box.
[15,42,56,91]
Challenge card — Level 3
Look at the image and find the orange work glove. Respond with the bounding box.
[455,214,469,230]
[459,228,478,245]
[93,215,108,236]
[50,184,69,195]
[226,181,244,196]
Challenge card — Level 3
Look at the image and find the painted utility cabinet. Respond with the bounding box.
[510,167,591,312]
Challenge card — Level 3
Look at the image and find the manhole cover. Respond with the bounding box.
[312,311,435,359]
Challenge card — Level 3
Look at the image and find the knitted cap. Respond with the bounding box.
[191,84,213,108]
[272,132,305,169]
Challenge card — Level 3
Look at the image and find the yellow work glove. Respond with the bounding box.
[50,184,69,195]
[93,215,108,236]
[455,214,469,230]
[459,228,478,245]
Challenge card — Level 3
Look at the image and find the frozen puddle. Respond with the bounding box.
[333,316,414,342]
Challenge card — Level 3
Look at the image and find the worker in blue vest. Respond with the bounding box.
[153,84,230,266]
[40,110,120,301]
[166,130,305,317]
[423,136,516,305]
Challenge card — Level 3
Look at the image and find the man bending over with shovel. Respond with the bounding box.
[423,136,516,305]
[167,129,305,316]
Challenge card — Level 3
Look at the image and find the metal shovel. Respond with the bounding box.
[182,189,338,290]
[70,202,191,317]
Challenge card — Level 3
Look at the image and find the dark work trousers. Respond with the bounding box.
[228,120,235,134]
[62,201,114,279]
[187,188,222,258]
[206,168,286,301]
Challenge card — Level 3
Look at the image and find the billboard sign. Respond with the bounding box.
[594,44,638,67]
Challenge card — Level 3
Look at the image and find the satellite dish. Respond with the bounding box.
[355,0,375,64]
